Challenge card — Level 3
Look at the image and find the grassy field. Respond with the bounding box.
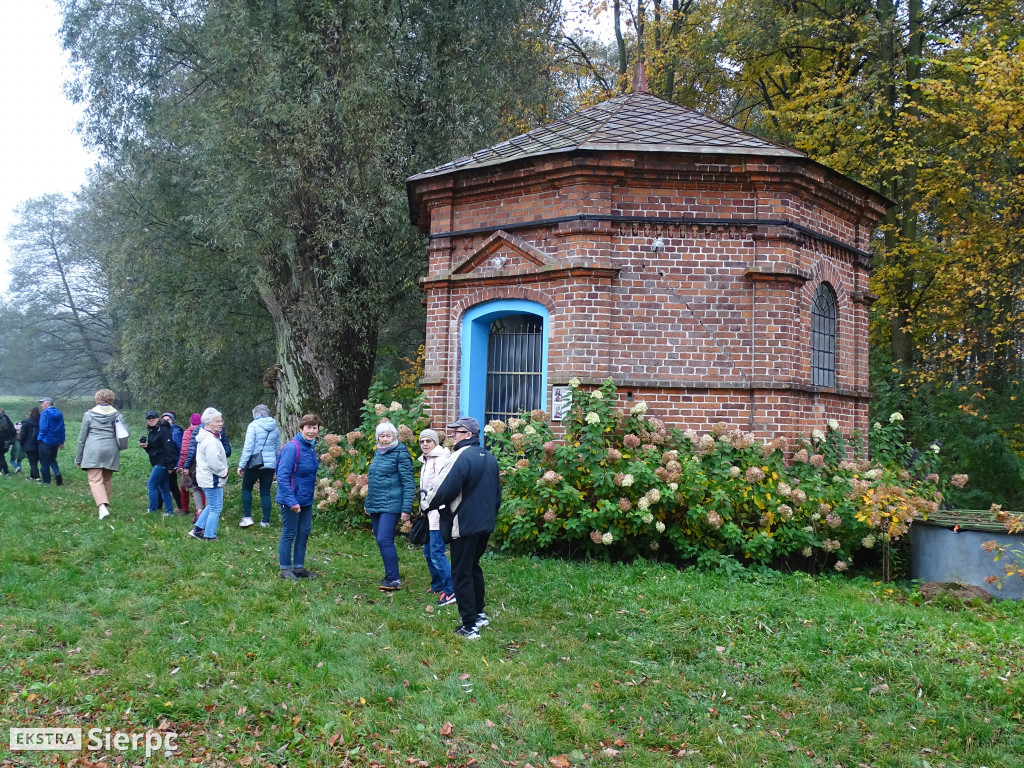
[1,427,1023,768]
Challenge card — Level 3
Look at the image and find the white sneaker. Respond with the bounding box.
[98,504,110,520]
[239,517,255,528]
[259,521,269,527]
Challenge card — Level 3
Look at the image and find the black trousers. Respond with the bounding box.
[450,532,490,630]
[25,449,40,479]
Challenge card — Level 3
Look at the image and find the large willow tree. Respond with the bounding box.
[58,0,563,429]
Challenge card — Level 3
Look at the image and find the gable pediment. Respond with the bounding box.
[451,230,557,276]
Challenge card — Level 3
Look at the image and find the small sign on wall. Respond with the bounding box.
[551,385,571,421]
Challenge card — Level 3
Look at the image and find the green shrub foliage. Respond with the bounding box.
[317,379,962,573]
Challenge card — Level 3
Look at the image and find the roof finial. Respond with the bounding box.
[632,60,649,94]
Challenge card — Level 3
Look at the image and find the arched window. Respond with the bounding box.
[485,314,544,422]
[811,283,838,387]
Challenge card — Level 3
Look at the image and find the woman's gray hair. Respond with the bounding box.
[201,407,222,426]
[375,421,399,440]
[252,404,271,419]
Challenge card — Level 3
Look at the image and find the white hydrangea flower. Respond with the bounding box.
[861,535,876,549]
[641,513,654,524]
[668,482,678,491]
[802,546,813,557]
[889,412,904,423]
[646,488,661,503]
[863,469,880,480]
[483,424,495,433]
[585,412,600,425]
[827,418,840,431]
[631,401,648,416]
[655,521,666,533]
[568,377,581,388]
[637,497,650,511]
[621,474,634,487]
[591,390,603,400]
[389,401,403,412]
[811,428,826,443]
[602,532,614,545]
[729,466,741,478]
[930,443,941,455]
[523,425,536,435]
[873,422,883,430]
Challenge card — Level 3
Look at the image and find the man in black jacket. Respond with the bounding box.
[429,417,501,640]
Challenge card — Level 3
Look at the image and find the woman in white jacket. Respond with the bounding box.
[189,408,229,541]
[417,428,454,605]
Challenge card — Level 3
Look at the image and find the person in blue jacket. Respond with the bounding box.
[236,404,281,528]
[365,421,416,591]
[276,413,321,580]
[36,397,66,485]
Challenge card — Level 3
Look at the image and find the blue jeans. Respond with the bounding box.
[195,486,225,539]
[39,442,62,483]
[242,467,276,523]
[147,465,175,512]
[370,512,401,582]
[279,504,313,569]
[423,530,454,594]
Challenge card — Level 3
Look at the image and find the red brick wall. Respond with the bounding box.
[414,151,886,444]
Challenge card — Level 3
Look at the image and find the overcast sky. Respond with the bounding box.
[0,0,96,293]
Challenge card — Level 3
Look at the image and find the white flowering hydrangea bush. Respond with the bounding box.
[489,379,960,575]
[314,381,430,529]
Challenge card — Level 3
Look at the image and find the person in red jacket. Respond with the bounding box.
[177,413,205,517]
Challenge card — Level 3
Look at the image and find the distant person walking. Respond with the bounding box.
[189,408,230,541]
[365,421,416,591]
[10,423,27,474]
[276,414,321,579]
[236,404,280,528]
[75,389,127,520]
[141,409,178,514]
[20,407,41,481]
[417,428,455,605]
[36,397,66,485]
[0,407,14,476]
[427,417,501,640]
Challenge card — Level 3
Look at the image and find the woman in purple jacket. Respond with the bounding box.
[276,413,321,580]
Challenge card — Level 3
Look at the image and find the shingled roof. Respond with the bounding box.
[407,90,805,183]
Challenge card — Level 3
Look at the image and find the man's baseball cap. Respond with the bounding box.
[446,417,480,435]
[145,410,160,419]
[37,397,53,404]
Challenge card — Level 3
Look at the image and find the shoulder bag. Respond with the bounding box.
[114,414,130,451]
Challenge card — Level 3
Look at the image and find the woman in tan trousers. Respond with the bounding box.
[76,389,126,520]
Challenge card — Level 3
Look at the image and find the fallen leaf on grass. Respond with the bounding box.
[328,733,344,747]
[868,683,889,695]
[548,756,570,768]
[440,722,453,736]
[602,748,621,757]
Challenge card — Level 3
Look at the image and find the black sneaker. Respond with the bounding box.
[437,592,457,607]
[453,626,480,640]
[55,475,63,486]
[379,580,402,591]
[292,567,314,578]
[280,569,299,580]
[188,527,204,540]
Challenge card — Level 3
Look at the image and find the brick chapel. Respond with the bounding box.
[406,82,890,442]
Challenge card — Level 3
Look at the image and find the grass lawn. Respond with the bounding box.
[1,431,1023,768]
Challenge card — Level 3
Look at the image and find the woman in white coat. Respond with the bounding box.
[189,408,229,541]
[417,428,454,606]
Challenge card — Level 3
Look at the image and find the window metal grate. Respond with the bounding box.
[811,283,837,387]
[485,315,543,422]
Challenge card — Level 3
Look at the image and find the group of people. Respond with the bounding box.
[363,416,500,640]
[0,398,66,483]
[23,389,501,641]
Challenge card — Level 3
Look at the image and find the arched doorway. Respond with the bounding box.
[460,300,549,428]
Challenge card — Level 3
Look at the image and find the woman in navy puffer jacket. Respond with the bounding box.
[276,413,321,580]
[365,421,415,591]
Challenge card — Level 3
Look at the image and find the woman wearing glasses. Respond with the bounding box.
[365,421,416,590]
[417,428,454,606]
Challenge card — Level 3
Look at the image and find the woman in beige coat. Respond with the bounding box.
[75,389,126,520]
[418,428,454,605]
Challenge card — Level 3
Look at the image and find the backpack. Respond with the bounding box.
[0,412,14,441]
